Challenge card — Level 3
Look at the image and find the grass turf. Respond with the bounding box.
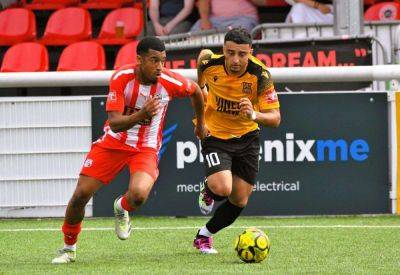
[0,215,399,274]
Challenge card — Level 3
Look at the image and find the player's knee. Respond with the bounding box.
[210,184,231,197]
[217,188,231,197]
[229,197,248,208]
[126,190,148,207]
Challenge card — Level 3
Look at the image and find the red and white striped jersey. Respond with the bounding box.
[101,64,196,152]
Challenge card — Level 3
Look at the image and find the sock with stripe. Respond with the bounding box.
[62,221,81,250]
[117,195,135,212]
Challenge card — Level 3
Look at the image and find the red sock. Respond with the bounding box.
[121,195,135,212]
[62,221,82,245]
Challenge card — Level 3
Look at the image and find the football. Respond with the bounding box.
[234,228,270,263]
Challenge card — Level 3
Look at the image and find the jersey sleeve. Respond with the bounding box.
[198,50,213,73]
[164,70,197,98]
[106,72,125,112]
[257,70,280,110]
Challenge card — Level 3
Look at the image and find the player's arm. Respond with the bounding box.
[189,82,208,139]
[239,98,281,128]
[239,69,281,128]
[197,49,213,101]
[254,108,281,128]
[108,97,161,133]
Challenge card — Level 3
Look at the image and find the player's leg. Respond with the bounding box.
[113,152,158,240]
[113,171,156,239]
[229,175,254,207]
[196,174,254,233]
[194,131,260,254]
[52,142,128,264]
[52,175,102,264]
[209,174,253,228]
[198,137,232,215]
[194,137,234,253]
[194,170,232,254]
[208,130,259,235]
[194,166,256,254]
[199,169,232,215]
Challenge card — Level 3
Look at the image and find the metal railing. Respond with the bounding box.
[1,65,399,88]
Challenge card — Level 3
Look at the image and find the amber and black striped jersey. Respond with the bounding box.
[198,53,280,139]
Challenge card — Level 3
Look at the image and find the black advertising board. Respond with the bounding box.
[164,37,372,91]
[92,92,389,216]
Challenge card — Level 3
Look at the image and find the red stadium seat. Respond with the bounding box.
[114,40,139,69]
[23,0,79,10]
[133,0,148,9]
[364,2,400,21]
[57,41,105,71]
[0,8,36,46]
[364,0,376,5]
[264,0,288,7]
[1,42,49,72]
[80,0,134,10]
[40,7,92,45]
[97,8,143,45]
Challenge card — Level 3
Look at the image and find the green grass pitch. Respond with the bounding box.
[1,215,399,274]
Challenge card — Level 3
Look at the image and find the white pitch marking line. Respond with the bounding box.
[0,225,400,232]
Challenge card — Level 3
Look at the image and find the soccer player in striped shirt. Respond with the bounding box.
[52,37,207,264]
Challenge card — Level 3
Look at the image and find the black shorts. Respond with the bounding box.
[201,130,260,185]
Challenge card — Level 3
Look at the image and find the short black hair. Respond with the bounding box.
[224,27,252,46]
[137,36,166,56]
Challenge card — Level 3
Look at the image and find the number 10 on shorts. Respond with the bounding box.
[205,152,220,167]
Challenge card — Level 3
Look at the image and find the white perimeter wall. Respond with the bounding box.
[0,97,92,217]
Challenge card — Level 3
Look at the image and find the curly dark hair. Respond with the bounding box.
[137,36,166,56]
[224,27,252,46]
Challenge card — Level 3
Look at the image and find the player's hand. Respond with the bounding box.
[195,123,209,140]
[141,96,161,119]
[239,98,254,120]
[200,19,212,30]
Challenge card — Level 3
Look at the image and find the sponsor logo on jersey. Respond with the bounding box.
[108,91,117,102]
[84,158,93,168]
[124,106,152,125]
[215,95,240,115]
[266,89,278,103]
[242,82,252,94]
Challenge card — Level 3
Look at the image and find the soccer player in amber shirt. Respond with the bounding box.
[192,28,281,254]
[52,37,207,264]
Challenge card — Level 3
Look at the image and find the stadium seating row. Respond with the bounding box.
[14,0,384,10]
[17,0,141,10]
[2,2,398,46]
[0,41,137,72]
[0,7,143,46]
[12,0,288,10]
[2,2,398,47]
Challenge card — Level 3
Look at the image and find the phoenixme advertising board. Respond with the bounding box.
[92,92,389,216]
[164,37,372,92]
